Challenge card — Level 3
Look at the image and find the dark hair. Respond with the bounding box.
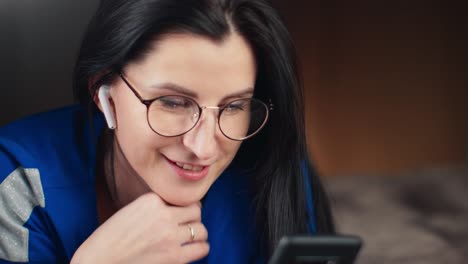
[73,0,335,257]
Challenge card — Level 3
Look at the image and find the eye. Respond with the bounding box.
[223,100,248,114]
[155,96,195,113]
[159,97,190,108]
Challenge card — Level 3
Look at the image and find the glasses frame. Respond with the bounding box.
[118,72,272,141]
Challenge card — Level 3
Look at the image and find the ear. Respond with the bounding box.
[97,85,117,129]
[88,71,117,129]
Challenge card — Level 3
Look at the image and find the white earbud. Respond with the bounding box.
[97,85,116,129]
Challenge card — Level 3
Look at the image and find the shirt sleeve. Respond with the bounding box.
[0,146,65,263]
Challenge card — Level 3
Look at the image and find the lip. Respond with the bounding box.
[164,156,210,181]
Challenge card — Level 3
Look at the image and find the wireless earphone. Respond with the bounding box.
[97,85,116,129]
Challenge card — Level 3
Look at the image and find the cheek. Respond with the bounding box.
[112,85,148,131]
[112,88,168,165]
[116,125,176,175]
[220,140,243,162]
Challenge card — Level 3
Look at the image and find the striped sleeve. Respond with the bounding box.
[0,148,63,263]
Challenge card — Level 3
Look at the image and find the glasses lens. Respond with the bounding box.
[219,98,268,140]
[147,95,199,136]
[147,96,269,140]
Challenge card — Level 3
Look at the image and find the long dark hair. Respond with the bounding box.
[73,0,335,256]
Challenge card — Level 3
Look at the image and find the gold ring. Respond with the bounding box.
[188,224,195,242]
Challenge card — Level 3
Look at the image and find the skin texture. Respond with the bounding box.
[71,32,257,263]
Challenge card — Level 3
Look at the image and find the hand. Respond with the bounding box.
[71,192,209,264]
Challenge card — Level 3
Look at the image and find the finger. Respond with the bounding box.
[178,222,208,245]
[170,203,202,224]
[179,241,210,263]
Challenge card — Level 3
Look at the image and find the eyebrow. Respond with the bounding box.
[149,83,198,98]
[149,83,254,101]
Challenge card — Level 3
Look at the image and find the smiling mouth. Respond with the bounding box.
[174,162,204,172]
[163,156,210,181]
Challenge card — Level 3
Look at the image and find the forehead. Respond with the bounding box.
[123,32,257,100]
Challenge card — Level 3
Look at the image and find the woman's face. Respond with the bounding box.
[108,32,256,206]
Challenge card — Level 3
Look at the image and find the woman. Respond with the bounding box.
[0,0,334,263]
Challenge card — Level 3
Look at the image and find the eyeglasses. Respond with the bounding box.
[118,73,272,141]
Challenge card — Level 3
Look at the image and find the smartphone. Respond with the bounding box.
[268,235,362,264]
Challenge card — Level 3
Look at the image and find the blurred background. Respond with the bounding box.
[1,0,467,262]
[0,0,98,125]
[272,0,467,177]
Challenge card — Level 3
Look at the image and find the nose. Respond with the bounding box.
[181,109,219,161]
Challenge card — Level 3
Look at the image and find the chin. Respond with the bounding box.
[158,189,206,207]
[163,196,199,207]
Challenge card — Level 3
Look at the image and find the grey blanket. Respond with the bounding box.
[325,166,468,264]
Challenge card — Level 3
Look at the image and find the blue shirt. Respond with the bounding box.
[0,105,315,263]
